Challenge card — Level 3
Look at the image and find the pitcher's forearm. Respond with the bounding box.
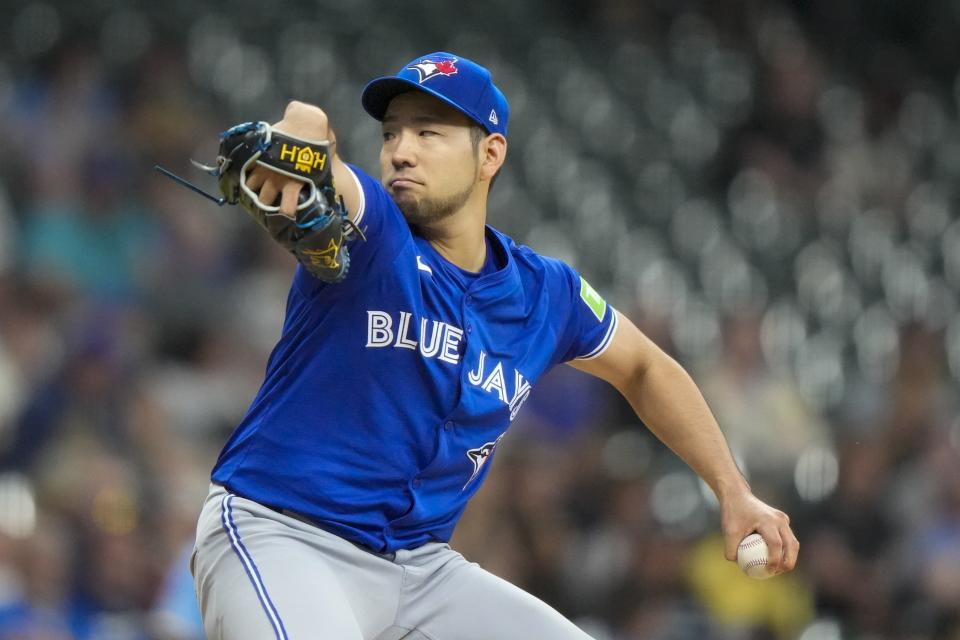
[627,357,749,500]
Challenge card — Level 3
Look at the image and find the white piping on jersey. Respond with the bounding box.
[416,255,433,275]
[345,165,366,228]
[576,308,619,361]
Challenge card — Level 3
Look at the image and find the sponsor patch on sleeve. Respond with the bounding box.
[579,276,607,321]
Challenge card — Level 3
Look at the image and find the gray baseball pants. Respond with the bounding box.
[191,484,595,639]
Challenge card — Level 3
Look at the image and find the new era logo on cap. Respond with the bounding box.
[361,51,510,137]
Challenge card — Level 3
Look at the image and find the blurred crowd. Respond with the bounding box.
[0,0,959,639]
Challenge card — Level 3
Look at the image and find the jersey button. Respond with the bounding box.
[444,420,454,431]
[412,478,422,488]
[465,295,474,305]
[466,323,473,333]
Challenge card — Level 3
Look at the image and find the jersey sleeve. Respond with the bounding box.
[293,163,410,295]
[547,259,619,364]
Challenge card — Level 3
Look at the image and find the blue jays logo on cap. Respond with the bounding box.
[407,58,459,83]
[361,51,510,137]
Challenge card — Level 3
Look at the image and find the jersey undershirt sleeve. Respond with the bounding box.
[293,163,411,295]
[547,259,619,365]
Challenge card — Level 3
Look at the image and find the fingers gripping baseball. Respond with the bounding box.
[756,522,784,573]
[781,519,800,572]
[721,492,799,575]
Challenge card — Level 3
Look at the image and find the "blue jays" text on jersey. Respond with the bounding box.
[211,165,619,553]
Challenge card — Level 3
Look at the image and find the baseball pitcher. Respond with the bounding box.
[187,52,800,639]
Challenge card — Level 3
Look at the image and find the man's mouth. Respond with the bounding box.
[389,177,423,189]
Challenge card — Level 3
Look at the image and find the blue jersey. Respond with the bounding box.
[211,165,619,553]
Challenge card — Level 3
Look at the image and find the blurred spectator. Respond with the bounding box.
[698,314,831,492]
[20,155,159,300]
[803,439,896,635]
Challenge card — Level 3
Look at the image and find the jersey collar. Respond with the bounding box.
[465,225,518,295]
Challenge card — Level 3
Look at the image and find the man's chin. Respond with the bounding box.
[391,193,420,220]
[390,183,473,227]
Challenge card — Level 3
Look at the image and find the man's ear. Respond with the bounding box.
[479,134,507,182]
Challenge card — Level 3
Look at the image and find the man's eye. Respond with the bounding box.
[382,131,395,141]
[420,130,438,137]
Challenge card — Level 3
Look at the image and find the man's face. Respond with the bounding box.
[380,91,481,227]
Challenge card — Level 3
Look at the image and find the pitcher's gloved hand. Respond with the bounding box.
[202,121,362,282]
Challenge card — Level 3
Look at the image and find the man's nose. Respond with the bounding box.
[391,131,417,168]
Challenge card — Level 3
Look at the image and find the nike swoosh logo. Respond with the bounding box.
[416,255,433,276]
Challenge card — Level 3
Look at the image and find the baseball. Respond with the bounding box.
[737,533,775,579]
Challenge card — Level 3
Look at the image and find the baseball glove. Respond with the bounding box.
[196,121,363,283]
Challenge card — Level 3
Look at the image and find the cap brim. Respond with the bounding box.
[361,77,421,120]
[361,76,484,130]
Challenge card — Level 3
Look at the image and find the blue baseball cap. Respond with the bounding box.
[361,52,509,137]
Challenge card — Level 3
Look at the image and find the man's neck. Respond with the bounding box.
[421,218,487,272]
[419,197,488,273]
